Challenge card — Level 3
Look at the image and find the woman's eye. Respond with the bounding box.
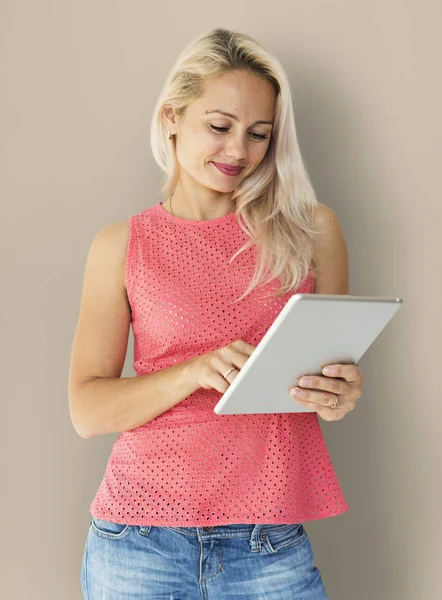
[209,125,268,141]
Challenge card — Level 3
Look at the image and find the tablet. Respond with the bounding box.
[213,294,403,415]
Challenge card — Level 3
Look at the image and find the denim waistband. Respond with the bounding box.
[137,522,302,550]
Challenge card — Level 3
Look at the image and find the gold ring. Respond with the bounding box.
[223,368,236,379]
[331,397,340,409]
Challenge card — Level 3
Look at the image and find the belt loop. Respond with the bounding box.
[249,524,263,553]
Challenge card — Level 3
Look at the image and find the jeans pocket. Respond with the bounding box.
[91,517,132,540]
[261,523,307,554]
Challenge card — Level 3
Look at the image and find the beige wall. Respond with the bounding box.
[2,1,441,599]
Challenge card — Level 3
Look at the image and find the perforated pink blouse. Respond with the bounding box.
[89,201,349,526]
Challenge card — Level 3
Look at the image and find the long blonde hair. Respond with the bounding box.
[150,28,323,303]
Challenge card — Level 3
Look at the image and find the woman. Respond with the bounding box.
[70,27,364,599]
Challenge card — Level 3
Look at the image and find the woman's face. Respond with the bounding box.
[164,70,276,193]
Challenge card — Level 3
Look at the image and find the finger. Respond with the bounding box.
[213,356,241,379]
[225,368,240,384]
[291,387,340,408]
[231,340,256,357]
[315,404,345,422]
[220,365,240,385]
[297,375,352,396]
[294,399,343,421]
[322,363,361,383]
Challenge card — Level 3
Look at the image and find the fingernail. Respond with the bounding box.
[292,388,307,399]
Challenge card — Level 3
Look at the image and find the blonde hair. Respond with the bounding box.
[150,28,323,303]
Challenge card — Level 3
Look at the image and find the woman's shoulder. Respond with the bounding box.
[312,202,349,295]
[313,201,338,229]
[93,220,130,293]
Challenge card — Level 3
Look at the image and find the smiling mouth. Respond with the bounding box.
[211,162,244,174]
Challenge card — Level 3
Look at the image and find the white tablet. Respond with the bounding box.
[214,294,403,415]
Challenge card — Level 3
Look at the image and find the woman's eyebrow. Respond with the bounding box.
[205,109,273,126]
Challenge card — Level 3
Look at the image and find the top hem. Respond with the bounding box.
[89,503,349,528]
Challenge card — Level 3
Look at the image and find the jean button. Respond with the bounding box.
[202,526,214,532]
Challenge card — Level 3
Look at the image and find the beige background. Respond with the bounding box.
[2,1,441,599]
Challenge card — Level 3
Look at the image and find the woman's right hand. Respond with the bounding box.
[186,340,256,393]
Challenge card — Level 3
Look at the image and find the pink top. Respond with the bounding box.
[89,201,349,526]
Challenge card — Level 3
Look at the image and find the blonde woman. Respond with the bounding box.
[70,27,364,600]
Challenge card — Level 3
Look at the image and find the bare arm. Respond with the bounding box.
[73,362,200,438]
[312,202,349,295]
[68,221,200,438]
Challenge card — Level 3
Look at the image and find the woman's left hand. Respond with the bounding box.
[290,364,364,422]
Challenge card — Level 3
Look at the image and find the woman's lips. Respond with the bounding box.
[212,162,244,176]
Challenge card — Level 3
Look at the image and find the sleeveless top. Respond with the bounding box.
[89,201,349,526]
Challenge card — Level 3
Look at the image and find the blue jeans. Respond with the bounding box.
[81,517,329,599]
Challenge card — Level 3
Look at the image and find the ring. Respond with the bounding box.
[330,397,340,409]
[223,367,236,380]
